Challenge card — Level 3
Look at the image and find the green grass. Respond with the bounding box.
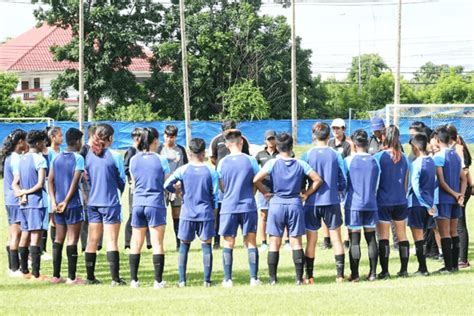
[0,145,473,315]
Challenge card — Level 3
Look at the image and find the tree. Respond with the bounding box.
[148,0,314,120]
[347,53,390,84]
[413,62,464,84]
[219,79,269,121]
[34,0,165,120]
[429,68,472,104]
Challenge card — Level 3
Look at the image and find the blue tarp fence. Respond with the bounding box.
[1,118,473,150]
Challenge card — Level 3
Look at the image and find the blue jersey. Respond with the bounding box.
[217,153,260,214]
[50,151,84,209]
[345,153,380,212]
[301,146,347,206]
[433,148,463,204]
[3,152,21,206]
[130,152,170,208]
[164,163,219,221]
[262,157,313,204]
[85,148,126,207]
[18,152,48,209]
[373,150,409,206]
[408,156,437,209]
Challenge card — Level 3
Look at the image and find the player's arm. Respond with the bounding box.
[164,166,184,193]
[302,170,322,201]
[458,166,467,207]
[12,174,22,198]
[57,170,82,214]
[48,163,58,212]
[22,168,46,196]
[436,167,461,200]
[411,161,433,211]
[113,152,126,194]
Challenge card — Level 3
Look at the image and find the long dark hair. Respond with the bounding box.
[383,125,402,163]
[458,135,472,168]
[0,129,27,178]
[91,123,114,156]
[137,127,159,152]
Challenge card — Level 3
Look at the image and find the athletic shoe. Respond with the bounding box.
[50,276,65,284]
[284,242,291,251]
[250,278,261,286]
[459,261,471,269]
[178,281,186,288]
[343,240,350,250]
[411,270,429,277]
[366,273,376,282]
[269,279,277,286]
[8,269,24,278]
[347,275,359,282]
[203,281,212,288]
[154,281,167,289]
[130,280,139,288]
[295,279,304,286]
[335,276,345,283]
[213,243,220,250]
[111,278,127,287]
[22,272,32,279]
[86,278,102,285]
[377,272,391,280]
[66,277,86,285]
[396,271,409,278]
[31,275,50,282]
[41,252,52,261]
[303,277,314,285]
[435,267,452,274]
[222,279,233,288]
[259,243,268,252]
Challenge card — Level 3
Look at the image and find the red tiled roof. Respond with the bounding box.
[0,23,151,72]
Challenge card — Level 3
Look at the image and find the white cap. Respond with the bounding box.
[331,118,345,128]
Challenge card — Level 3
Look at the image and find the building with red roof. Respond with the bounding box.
[0,23,152,105]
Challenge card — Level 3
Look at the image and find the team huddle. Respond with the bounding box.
[1,117,470,288]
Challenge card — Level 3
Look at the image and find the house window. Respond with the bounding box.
[21,81,29,90]
[34,78,40,89]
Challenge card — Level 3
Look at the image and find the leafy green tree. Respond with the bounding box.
[413,62,464,84]
[94,101,166,121]
[219,79,269,121]
[148,0,314,120]
[429,68,472,104]
[347,53,390,84]
[34,0,165,120]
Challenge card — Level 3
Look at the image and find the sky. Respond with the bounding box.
[0,0,472,79]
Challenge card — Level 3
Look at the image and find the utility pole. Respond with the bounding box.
[291,0,297,144]
[78,0,84,132]
[393,0,402,126]
[179,0,192,148]
[358,23,362,94]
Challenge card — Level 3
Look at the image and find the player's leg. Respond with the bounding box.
[394,219,409,277]
[30,229,45,280]
[65,221,83,284]
[7,206,21,275]
[18,211,31,276]
[325,205,345,282]
[266,204,284,285]
[243,212,259,285]
[436,204,454,273]
[260,209,269,250]
[321,222,332,249]
[213,203,222,250]
[268,235,282,284]
[219,213,237,286]
[288,204,306,285]
[149,224,166,289]
[363,211,378,281]
[177,220,193,287]
[304,205,319,284]
[290,235,305,285]
[200,220,215,287]
[105,221,123,285]
[129,227,145,287]
[172,205,181,251]
[377,207,391,279]
[124,189,133,250]
[85,221,103,283]
[51,221,66,282]
[283,227,291,250]
[450,217,460,271]
[408,207,429,275]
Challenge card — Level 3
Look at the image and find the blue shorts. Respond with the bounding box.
[19,208,46,232]
[304,204,343,231]
[54,206,84,226]
[434,204,461,220]
[132,206,166,228]
[347,210,378,230]
[408,206,435,229]
[178,219,215,242]
[257,192,269,210]
[6,205,21,225]
[87,205,122,224]
[378,204,409,223]
[267,203,305,238]
[219,212,258,237]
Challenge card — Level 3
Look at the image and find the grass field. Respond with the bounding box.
[0,145,473,315]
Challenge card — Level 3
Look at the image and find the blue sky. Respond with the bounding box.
[0,0,472,79]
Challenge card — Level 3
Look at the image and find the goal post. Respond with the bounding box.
[0,117,55,126]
